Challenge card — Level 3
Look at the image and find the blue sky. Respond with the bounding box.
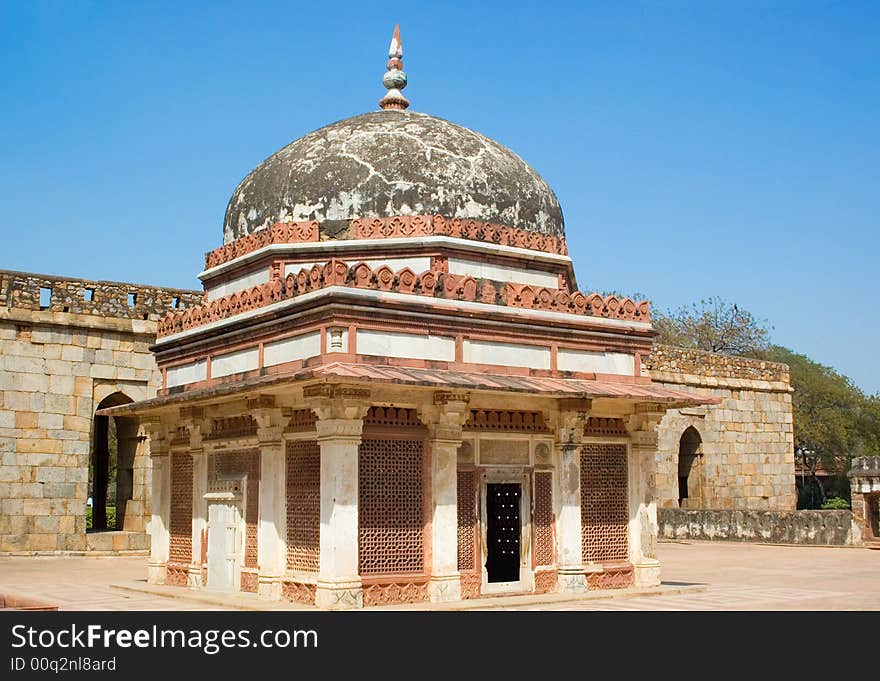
[1,1,878,394]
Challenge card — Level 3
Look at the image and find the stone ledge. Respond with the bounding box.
[0,308,158,336]
[649,372,792,393]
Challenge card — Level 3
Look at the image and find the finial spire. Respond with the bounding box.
[379,24,410,111]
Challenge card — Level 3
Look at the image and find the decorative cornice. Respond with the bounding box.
[204,215,568,270]
[158,259,649,338]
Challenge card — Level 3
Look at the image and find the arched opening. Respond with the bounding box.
[88,392,138,531]
[677,426,703,509]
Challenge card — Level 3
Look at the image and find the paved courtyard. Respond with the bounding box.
[0,541,877,611]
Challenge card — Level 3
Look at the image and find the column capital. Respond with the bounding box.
[251,403,286,443]
[304,384,371,422]
[141,414,174,456]
[555,402,591,445]
[419,391,471,442]
[625,405,666,450]
[315,418,366,441]
[174,413,205,453]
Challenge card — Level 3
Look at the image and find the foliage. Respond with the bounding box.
[820,497,851,510]
[86,505,116,530]
[756,345,880,506]
[653,296,771,356]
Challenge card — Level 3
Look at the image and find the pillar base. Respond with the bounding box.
[187,565,203,590]
[428,574,462,603]
[147,562,166,585]
[556,567,587,593]
[315,579,363,610]
[258,575,283,600]
[633,559,661,588]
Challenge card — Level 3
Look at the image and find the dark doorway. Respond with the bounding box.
[486,483,521,583]
[677,426,703,508]
[89,392,137,531]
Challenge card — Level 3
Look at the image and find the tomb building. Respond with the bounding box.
[100,26,719,608]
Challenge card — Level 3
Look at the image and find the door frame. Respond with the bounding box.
[479,467,533,595]
[204,474,247,593]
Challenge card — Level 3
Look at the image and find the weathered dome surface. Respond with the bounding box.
[223,110,564,244]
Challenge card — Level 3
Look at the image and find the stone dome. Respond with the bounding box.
[222,110,564,245]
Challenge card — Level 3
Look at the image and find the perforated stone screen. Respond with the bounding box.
[581,443,629,563]
[358,438,424,575]
[286,440,320,573]
[169,452,192,564]
[457,469,477,571]
[533,471,554,566]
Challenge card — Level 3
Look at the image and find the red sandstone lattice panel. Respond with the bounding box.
[580,443,629,563]
[209,449,260,568]
[358,438,424,575]
[169,452,193,564]
[533,471,554,566]
[457,469,477,572]
[286,440,320,573]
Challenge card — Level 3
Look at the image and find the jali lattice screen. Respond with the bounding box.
[580,443,629,563]
[169,452,193,564]
[358,438,424,575]
[286,440,320,573]
[209,449,260,568]
[457,469,477,571]
[533,471,554,566]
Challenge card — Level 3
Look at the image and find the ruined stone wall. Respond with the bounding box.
[658,508,859,545]
[0,270,201,553]
[645,345,796,511]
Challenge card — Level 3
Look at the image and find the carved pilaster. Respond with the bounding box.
[418,392,471,603]
[252,400,286,600]
[142,414,172,585]
[555,400,590,593]
[305,385,371,609]
[624,405,667,587]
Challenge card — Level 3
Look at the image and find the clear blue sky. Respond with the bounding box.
[2,1,878,394]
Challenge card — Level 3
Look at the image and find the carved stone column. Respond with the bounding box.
[252,397,286,600]
[142,415,171,585]
[179,407,206,590]
[306,385,371,610]
[555,399,590,593]
[625,405,666,588]
[419,391,471,603]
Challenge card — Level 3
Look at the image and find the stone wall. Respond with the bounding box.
[645,345,796,511]
[0,270,201,553]
[848,456,880,545]
[658,508,859,545]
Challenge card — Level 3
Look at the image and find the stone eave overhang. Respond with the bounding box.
[97,362,720,419]
[152,286,653,354]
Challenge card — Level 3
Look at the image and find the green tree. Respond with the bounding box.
[758,346,878,505]
[654,296,770,355]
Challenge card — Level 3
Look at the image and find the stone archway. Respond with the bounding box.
[677,426,704,508]
[90,392,138,531]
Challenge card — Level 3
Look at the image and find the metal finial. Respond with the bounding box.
[379,24,409,111]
